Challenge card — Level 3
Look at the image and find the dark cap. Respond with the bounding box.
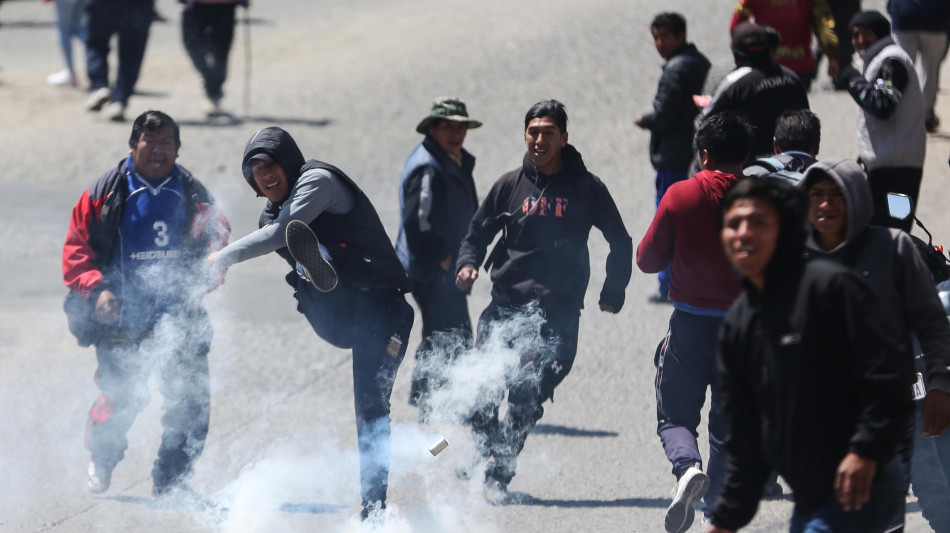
[849,10,891,39]
[731,22,778,60]
[248,152,276,164]
[416,97,483,134]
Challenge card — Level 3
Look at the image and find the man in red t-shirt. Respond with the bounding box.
[637,112,752,533]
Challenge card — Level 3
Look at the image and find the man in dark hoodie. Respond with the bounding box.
[700,23,810,158]
[636,12,711,304]
[208,126,413,521]
[707,177,913,533]
[799,158,950,531]
[455,99,633,504]
[396,97,481,412]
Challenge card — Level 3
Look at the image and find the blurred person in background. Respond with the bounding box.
[635,12,711,304]
[44,0,87,87]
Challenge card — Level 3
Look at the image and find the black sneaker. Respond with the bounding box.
[360,500,386,522]
[87,460,113,494]
[648,291,672,305]
[483,478,510,505]
[285,220,338,292]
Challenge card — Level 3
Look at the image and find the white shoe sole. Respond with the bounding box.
[665,470,710,533]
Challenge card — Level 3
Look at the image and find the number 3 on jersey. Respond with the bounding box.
[153,220,169,247]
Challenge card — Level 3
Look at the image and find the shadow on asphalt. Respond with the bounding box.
[177,115,333,129]
[279,502,348,514]
[105,493,225,513]
[0,20,55,29]
[104,494,347,515]
[531,423,618,438]
[511,495,670,508]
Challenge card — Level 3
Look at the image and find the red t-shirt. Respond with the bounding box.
[637,170,742,311]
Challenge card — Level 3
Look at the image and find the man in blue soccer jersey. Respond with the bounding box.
[63,110,230,497]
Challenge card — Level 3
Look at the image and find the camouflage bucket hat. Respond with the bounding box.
[416,97,483,134]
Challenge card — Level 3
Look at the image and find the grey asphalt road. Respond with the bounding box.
[1,0,949,531]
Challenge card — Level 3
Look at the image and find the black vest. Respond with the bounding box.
[261,160,410,292]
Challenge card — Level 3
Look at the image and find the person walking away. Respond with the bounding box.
[180,0,244,117]
[84,0,154,121]
[45,0,87,87]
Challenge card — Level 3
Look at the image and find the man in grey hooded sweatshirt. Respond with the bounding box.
[208,126,413,521]
[799,157,950,529]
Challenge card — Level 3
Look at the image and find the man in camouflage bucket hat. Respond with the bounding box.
[396,97,482,414]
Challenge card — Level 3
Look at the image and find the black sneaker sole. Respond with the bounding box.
[285,220,338,292]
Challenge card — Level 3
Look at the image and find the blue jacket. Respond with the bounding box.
[640,43,711,171]
[396,136,478,285]
[888,0,950,33]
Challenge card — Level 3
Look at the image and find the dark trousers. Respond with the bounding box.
[408,271,473,406]
[829,0,861,89]
[867,166,923,233]
[181,2,236,101]
[789,457,906,533]
[469,300,580,486]
[295,279,413,504]
[84,0,152,104]
[86,309,212,487]
[654,310,728,510]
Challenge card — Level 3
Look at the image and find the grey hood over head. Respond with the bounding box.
[799,158,873,250]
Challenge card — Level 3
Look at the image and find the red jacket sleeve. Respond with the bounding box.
[62,188,106,298]
[637,188,677,274]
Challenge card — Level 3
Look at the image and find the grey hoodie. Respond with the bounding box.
[800,158,950,392]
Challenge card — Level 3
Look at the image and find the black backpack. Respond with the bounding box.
[742,153,816,185]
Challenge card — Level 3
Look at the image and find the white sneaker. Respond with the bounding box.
[85,87,110,111]
[106,101,125,122]
[47,68,77,87]
[203,96,223,117]
[665,466,710,533]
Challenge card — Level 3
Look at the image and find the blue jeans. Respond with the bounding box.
[654,169,689,294]
[912,403,950,531]
[654,310,728,511]
[55,0,87,74]
[84,0,152,103]
[294,279,413,504]
[789,457,906,533]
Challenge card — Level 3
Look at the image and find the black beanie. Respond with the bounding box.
[849,10,891,38]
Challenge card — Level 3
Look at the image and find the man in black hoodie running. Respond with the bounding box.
[707,177,913,532]
[208,126,413,521]
[455,100,633,503]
